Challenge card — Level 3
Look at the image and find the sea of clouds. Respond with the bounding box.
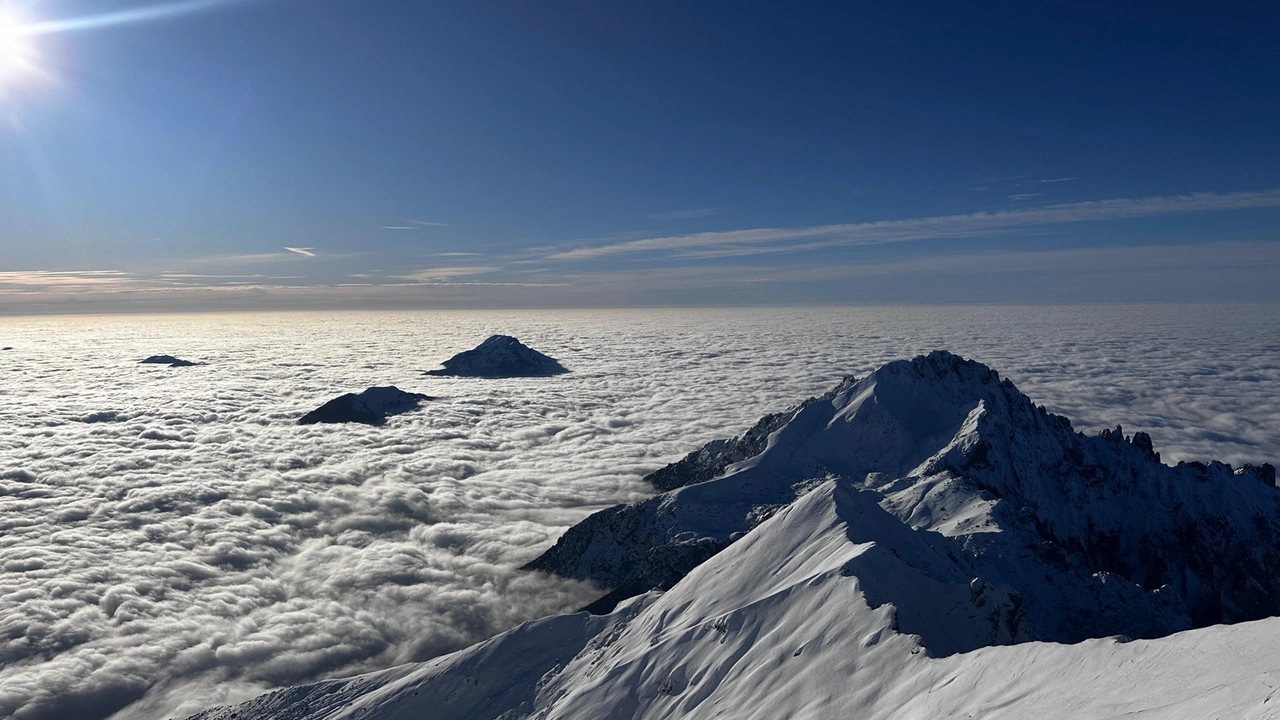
[0,305,1277,720]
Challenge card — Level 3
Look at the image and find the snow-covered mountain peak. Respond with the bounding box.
[743,351,1011,485]
[530,351,1279,647]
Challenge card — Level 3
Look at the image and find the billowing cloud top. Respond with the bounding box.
[0,306,1277,720]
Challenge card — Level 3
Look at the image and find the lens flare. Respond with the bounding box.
[24,0,257,36]
[0,1,40,94]
[0,0,265,99]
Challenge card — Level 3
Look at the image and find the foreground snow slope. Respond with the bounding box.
[191,352,1280,719]
[191,478,1280,720]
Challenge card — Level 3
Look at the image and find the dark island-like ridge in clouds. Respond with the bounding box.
[425,335,569,378]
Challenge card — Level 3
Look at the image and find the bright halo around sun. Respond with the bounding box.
[0,1,42,95]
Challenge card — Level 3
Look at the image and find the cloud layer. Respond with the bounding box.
[3,241,1278,312]
[550,188,1280,260]
[0,306,1276,720]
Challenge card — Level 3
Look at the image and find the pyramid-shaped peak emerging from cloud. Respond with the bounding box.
[297,386,431,426]
[425,335,569,378]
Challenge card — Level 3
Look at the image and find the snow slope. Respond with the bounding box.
[189,478,1280,720]
[190,351,1280,720]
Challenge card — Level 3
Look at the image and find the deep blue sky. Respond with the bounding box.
[2,0,1278,310]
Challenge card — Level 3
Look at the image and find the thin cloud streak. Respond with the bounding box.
[0,271,130,287]
[538,241,1280,289]
[548,188,1280,261]
[392,266,500,282]
[283,247,317,257]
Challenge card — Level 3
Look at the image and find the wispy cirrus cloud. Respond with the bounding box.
[548,188,1280,261]
[283,247,317,257]
[0,270,131,287]
[383,219,450,230]
[392,266,500,282]
[1040,177,1079,183]
[183,252,310,266]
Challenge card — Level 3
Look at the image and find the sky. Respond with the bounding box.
[1,0,1278,311]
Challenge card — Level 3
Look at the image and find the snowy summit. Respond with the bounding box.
[425,335,569,378]
[195,351,1280,720]
[298,386,432,426]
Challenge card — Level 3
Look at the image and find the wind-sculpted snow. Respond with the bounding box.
[0,306,1278,720]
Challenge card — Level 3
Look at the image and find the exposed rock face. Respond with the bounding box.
[141,355,200,367]
[528,351,1280,650]
[425,335,568,378]
[297,386,431,426]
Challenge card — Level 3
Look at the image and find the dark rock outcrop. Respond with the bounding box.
[298,386,431,426]
[141,355,200,367]
[425,335,567,378]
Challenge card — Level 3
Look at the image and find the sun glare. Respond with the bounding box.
[0,1,41,94]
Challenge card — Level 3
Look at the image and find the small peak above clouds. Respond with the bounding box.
[140,354,201,367]
[298,386,432,426]
[425,335,569,378]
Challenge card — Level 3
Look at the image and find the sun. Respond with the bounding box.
[0,1,41,94]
